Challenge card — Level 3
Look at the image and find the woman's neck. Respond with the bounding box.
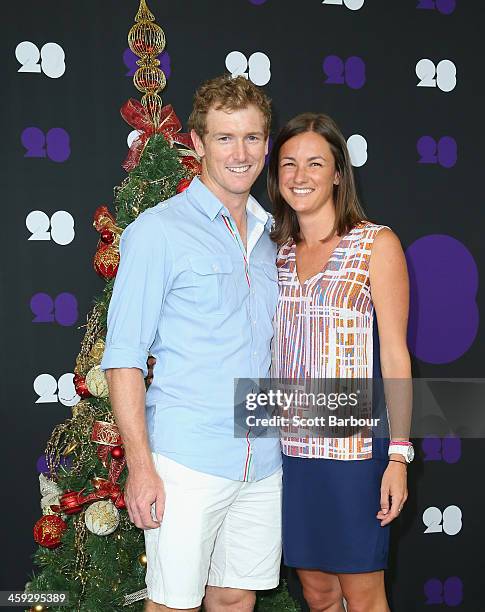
[297,203,336,247]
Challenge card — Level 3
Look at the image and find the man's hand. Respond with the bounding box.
[146,356,157,386]
[376,460,408,527]
[124,465,165,530]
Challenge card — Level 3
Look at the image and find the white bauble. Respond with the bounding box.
[39,473,62,497]
[41,492,61,516]
[85,365,109,398]
[84,500,119,536]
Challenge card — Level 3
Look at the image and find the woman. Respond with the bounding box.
[268,113,412,612]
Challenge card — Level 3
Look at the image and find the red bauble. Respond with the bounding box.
[93,244,119,281]
[100,228,114,244]
[176,178,192,194]
[74,374,92,399]
[110,445,125,460]
[33,515,67,549]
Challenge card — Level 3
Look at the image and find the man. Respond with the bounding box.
[101,75,282,612]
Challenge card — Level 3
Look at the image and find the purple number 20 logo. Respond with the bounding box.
[322,56,366,89]
[424,577,463,606]
[31,292,78,326]
[123,48,171,78]
[417,0,456,15]
[417,136,457,168]
[21,127,70,162]
[422,437,461,463]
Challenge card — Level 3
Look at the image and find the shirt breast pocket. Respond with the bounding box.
[188,256,235,315]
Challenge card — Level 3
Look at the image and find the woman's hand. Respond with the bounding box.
[377,460,408,526]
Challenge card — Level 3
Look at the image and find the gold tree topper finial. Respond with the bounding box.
[135,0,155,23]
[128,0,166,127]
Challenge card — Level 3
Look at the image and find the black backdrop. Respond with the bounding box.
[2,1,484,610]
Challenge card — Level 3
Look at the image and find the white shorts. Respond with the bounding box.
[144,453,282,609]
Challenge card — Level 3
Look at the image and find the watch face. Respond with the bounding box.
[407,445,415,462]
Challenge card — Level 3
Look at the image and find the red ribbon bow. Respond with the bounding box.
[121,98,194,171]
[51,478,126,515]
[80,477,126,509]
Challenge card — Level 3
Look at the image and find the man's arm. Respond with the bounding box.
[106,368,164,529]
[100,212,173,529]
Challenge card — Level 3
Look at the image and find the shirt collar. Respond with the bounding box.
[247,194,273,233]
[187,176,273,232]
[186,176,224,221]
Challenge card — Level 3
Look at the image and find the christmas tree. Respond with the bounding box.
[26,2,299,611]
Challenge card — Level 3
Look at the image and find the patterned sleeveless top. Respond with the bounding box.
[272,221,388,460]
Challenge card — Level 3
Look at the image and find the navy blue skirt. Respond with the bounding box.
[282,453,390,573]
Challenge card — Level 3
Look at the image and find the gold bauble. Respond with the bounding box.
[88,338,106,365]
[141,92,163,126]
[133,65,166,94]
[129,21,165,58]
[30,606,48,612]
[138,552,147,567]
[85,366,109,398]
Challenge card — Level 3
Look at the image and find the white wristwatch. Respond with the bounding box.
[388,442,414,464]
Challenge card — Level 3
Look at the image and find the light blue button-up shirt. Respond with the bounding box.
[101,177,281,481]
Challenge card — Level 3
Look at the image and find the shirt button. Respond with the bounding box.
[212,264,219,272]
[253,351,258,356]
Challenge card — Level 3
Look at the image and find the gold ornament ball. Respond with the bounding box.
[85,365,109,398]
[138,552,147,567]
[84,500,120,536]
[30,606,48,612]
[141,92,163,126]
[129,21,165,57]
[133,65,166,95]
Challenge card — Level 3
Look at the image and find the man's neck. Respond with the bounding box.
[199,175,249,241]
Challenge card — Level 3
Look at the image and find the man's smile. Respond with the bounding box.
[227,165,251,174]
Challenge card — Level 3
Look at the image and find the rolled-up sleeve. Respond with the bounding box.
[100,211,172,377]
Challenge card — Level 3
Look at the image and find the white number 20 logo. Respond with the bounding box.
[322,0,365,9]
[16,41,66,78]
[34,373,80,407]
[416,59,456,92]
[423,505,462,535]
[26,211,75,245]
[225,51,271,86]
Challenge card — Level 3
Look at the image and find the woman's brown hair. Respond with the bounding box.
[268,112,367,245]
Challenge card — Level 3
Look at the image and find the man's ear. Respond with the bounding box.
[334,172,340,186]
[264,136,269,157]
[191,129,205,158]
